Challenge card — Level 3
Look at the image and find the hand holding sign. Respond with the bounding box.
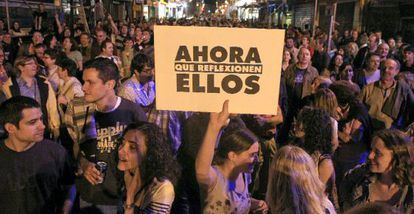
[209,100,230,131]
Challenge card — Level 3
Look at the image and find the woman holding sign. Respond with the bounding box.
[195,101,268,214]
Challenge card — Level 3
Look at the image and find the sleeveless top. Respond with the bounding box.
[202,166,251,214]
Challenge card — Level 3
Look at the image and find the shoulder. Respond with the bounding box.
[120,77,136,88]
[37,139,67,156]
[343,163,370,183]
[307,65,319,74]
[151,178,174,197]
[120,97,140,107]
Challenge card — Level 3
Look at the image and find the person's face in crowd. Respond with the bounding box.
[82,68,112,103]
[298,48,311,65]
[80,34,90,47]
[285,38,295,49]
[136,65,154,84]
[63,38,72,51]
[404,50,414,63]
[375,31,382,40]
[39,4,45,12]
[0,20,4,29]
[396,39,403,48]
[367,55,380,71]
[57,67,68,80]
[50,36,57,48]
[124,40,134,49]
[378,44,389,58]
[344,30,350,37]
[13,22,20,30]
[388,38,396,49]
[368,137,393,174]
[32,32,44,45]
[102,42,114,56]
[96,21,103,28]
[19,59,37,78]
[338,48,345,56]
[118,130,147,171]
[42,54,55,67]
[231,142,259,173]
[64,28,71,38]
[34,47,45,60]
[135,29,143,41]
[345,65,354,80]
[381,59,399,82]
[335,55,344,67]
[293,120,305,139]
[96,31,107,43]
[142,31,151,44]
[129,28,135,38]
[283,50,291,63]
[352,31,358,40]
[6,107,45,143]
[121,25,128,35]
[301,37,309,47]
[3,33,12,44]
[368,34,378,47]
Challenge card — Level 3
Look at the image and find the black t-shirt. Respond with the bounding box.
[78,97,147,205]
[0,139,74,214]
[293,68,306,106]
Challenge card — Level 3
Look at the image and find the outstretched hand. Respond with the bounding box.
[209,100,230,130]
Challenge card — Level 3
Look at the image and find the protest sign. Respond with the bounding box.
[154,26,285,114]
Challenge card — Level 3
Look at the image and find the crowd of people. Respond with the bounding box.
[0,3,414,214]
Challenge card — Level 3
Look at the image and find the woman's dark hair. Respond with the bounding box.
[329,80,360,107]
[65,38,79,52]
[12,21,20,31]
[58,57,78,77]
[297,106,333,155]
[44,48,60,60]
[121,122,181,185]
[44,35,56,49]
[214,128,258,165]
[373,129,414,187]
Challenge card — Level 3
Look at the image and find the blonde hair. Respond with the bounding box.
[266,146,328,214]
[313,88,339,120]
[13,55,36,77]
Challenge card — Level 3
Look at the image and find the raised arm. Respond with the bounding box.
[55,13,64,34]
[107,15,119,35]
[195,100,229,190]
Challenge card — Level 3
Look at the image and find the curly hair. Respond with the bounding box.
[373,129,414,187]
[297,106,333,155]
[121,122,181,185]
[266,145,329,214]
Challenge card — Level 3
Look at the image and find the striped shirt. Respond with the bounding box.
[134,178,175,214]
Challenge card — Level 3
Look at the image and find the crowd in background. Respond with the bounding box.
[0,3,414,214]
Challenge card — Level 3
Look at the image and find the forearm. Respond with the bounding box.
[62,184,76,214]
[195,123,221,182]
